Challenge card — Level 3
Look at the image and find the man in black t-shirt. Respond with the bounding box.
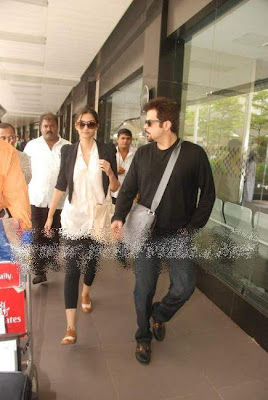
[111,97,215,364]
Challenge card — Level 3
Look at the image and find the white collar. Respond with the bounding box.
[116,145,135,158]
[39,134,62,146]
[77,140,97,157]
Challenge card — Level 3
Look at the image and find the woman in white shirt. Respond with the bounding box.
[44,106,119,344]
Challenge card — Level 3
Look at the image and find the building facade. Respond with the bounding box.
[24,0,268,349]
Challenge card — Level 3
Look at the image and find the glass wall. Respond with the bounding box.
[180,0,268,314]
[104,75,146,147]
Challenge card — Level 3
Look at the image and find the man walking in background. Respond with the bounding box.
[24,113,70,284]
[111,128,136,202]
[112,97,215,364]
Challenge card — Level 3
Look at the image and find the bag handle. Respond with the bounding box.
[151,139,183,212]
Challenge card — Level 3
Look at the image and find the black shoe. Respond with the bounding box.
[135,343,151,364]
[153,321,166,342]
[32,274,47,284]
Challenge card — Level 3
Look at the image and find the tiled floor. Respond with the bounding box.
[31,259,268,400]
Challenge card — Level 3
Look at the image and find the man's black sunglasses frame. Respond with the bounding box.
[145,119,164,127]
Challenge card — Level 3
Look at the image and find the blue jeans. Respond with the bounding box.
[134,235,196,343]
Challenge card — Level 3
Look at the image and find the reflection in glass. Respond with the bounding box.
[180,0,268,314]
[105,76,145,148]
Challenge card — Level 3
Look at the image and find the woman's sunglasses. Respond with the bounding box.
[76,120,98,129]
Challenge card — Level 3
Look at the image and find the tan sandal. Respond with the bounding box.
[81,295,93,313]
[61,328,77,345]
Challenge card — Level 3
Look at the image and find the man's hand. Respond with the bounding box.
[117,166,125,175]
[111,220,124,241]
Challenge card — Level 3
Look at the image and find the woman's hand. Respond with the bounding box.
[99,159,112,177]
[117,166,125,175]
[99,159,120,191]
[44,216,53,237]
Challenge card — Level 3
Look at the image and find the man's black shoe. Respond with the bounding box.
[135,343,151,364]
[32,274,47,285]
[153,321,166,342]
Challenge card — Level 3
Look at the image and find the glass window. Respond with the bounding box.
[180,0,268,315]
[104,76,146,147]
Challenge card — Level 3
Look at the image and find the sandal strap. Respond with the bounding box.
[82,301,92,308]
[62,335,76,341]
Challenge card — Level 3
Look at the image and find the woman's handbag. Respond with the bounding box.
[91,188,115,244]
[122,140,183,253]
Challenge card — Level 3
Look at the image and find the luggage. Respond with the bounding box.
[0,371,32,400]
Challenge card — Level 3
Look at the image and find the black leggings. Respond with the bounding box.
[63,237,100,309]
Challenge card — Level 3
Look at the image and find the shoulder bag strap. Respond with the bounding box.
[150,139,184,213]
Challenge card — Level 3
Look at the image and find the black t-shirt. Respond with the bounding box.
[113,139,215,234]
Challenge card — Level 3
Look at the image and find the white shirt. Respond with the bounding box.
[111,146,136,198]
[61,142,105,237]
[24,135,70,208]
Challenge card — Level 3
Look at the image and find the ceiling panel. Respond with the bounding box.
[1,0,133,126]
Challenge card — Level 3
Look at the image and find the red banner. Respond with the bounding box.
[0,263,20,288]
[0,288,25,333]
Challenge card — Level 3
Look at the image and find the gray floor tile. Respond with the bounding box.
[37,346,118,400]
[175,329,268,389]
[103,342,215,400]
[169,289,238,337]
[30,262,268,400]
[218,379,268,400]
[165,386,222,400]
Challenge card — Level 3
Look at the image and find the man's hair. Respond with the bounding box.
[0,122,15,134]
[117,128,132,138]
[39,113,58,129]
[144,97,179,134]
[75,105,99,124]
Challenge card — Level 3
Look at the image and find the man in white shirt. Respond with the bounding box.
[24,113,70,284]
[111,128,136,268]
[0,123,32,184]
[111,128,136,202]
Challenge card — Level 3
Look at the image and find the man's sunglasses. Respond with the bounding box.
[145,119,164,127]
[76,120,98,129]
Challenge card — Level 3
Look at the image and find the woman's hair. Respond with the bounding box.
[75,105,99,124]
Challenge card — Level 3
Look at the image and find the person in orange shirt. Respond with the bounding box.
[0,140,31,230]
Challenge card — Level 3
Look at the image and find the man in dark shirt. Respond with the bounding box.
[111,97,215,364]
